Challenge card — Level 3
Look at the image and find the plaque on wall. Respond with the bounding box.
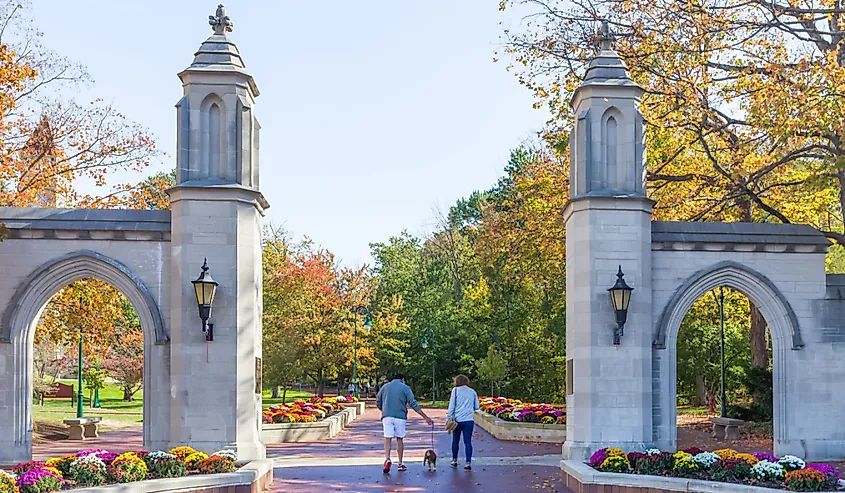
[255,357,262,395]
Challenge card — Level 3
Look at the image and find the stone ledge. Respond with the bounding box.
[68,459,273,493]
[561,460,845,493]
[261,407,356,443]
[474,410,566,444]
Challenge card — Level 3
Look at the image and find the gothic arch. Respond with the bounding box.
[200,93,228,180]
[653,260,801,456]
[0,250,167,457]
[601,107,623,190]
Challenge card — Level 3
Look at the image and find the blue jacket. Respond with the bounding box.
[376,379,421,420]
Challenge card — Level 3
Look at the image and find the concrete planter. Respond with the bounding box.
[261,408,356,443]
[344,401,366,416]
[473,410,566,444]
[561,460,845,493]
[68,459,273,493]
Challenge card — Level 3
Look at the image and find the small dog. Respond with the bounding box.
[423,449,437,471]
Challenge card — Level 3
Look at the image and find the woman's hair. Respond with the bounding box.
[454,374,470,387]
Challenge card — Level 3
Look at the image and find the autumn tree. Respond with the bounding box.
[0,0,160,212]
[102,299,144,401]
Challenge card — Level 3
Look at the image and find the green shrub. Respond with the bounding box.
[709,458,753,482]
[152,458,187,479]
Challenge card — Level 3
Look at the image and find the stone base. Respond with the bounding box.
[0,441,30,466]
[474,410,566,444]
[562,440,652,461]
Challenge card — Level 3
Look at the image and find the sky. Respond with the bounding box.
[31,1,550,267]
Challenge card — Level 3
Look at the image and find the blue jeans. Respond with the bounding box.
[451,421,474,463]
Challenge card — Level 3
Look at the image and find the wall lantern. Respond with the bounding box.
[607,265,633,346]
[192,258,219,339]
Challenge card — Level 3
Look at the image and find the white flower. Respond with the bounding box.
[692,452,721,467]
[212,449,237,461]
[752,460,785,481]
[0,469,16,480]
[146,451,177,464]
[778,455,805,471]
[645,448,661,456]
[71,454,106,473]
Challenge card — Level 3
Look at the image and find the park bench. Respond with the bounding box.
[710,417,744,440]
[62,417,102,440]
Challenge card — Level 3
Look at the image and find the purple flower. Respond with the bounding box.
[589,448,608,468]
[16,468,62,487]
[77,448,107,457]
[751,452,778,463]
[98,452,119,464]
[806,463,841,482]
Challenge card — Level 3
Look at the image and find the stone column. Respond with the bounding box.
[562,26,655,459]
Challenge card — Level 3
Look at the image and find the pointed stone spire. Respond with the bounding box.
[189,4,248,71]
[581,20,638,87]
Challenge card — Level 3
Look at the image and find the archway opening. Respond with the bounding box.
[675,286,774,453]
[30,278,145,449]
[654,261,797,457]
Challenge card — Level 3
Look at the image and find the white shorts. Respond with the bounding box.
[382,417,407,438]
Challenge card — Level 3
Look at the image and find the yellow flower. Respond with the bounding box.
[43,466,62,479]
[185,452,209,467]
[168,446,198,459]
[735,453,759,465]
[605,448,626,458]
[673,451,691,460]
[713,448,738,459]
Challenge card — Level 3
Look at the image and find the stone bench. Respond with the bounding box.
[710,417,744,440]
[63,417,102,440]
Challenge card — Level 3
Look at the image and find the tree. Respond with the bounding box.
[32,338,73,404]
[476,345,508,397]
[102,299,144,402]
[0,0,160,213]
[82,367,108,408]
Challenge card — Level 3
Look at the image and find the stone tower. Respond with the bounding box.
[166,4,267,459]
[562,22,654,460]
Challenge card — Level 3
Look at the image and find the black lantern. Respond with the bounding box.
[192,258,219,335]
[607,265,633,346]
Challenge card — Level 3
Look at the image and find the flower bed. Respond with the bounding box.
[261,397,347,424]
[478,396,566,424]
[588,447,842,492]
[1,447,238,492]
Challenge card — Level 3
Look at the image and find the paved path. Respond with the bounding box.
[270,407,569,492]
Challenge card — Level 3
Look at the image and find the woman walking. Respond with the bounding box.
[446,374,479,470]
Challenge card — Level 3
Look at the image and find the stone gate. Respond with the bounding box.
[563,30,845,461]
[0,5,266,464]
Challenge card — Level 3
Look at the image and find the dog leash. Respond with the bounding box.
[430,423,435,451]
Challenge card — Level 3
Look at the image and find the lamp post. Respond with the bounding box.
[711,287,727,418]
[607,266,634,346]
[192,258,219,338]
[420,328,435,405]
[351,306,371,399]
[93,360,101,408]
[76,332,84,418]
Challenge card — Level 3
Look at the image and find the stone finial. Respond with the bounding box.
[597,20,614,51]
[209,4,233,35]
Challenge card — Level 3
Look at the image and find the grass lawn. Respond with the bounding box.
[262,388,314,407]
[678,406,712,415]
[34,379,143,430]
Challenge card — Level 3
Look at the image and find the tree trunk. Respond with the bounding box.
[750,303,768,369]
[123,387,134,402]
[317,369,324,397]
[695,375,706,406]
[282,385,288,403]
[271,386,280,399]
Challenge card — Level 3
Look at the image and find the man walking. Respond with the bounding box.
[376,373,434,473]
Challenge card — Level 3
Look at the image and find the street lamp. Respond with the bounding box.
[607,266,633,346]
[711,287,727,418]
[420,328,435,405]
[192,258,219,340]
[351,306,371,399]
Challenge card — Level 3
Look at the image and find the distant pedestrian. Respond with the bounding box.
[374,383,380,394]
[348,382,355,395]
[365,383,371,397]
[447,374,479,470]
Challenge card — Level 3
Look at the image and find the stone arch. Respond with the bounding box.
[0,250,168,459]
[653,260,801,455]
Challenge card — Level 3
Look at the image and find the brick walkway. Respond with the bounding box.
[270,407,569,492]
